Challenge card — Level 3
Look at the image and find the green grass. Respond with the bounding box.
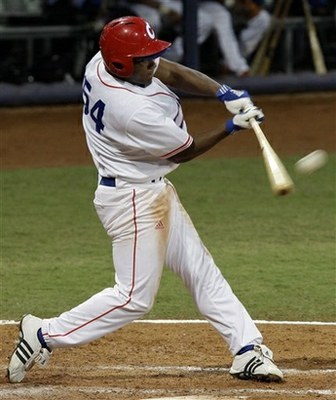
[1,155,335,321]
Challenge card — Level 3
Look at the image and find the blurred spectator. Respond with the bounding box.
[200,0,250,76]
[234,0,271,60]
[124,0,174,33]
[123,0,214,63]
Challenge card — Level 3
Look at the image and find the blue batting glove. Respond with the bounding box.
[217,84,254,114]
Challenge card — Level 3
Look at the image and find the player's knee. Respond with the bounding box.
[130,296,155,315]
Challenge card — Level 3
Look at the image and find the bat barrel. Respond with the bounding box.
[250,118,294,196]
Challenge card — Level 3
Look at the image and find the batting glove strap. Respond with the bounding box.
[217,84,254,114]
[225,118,241,135]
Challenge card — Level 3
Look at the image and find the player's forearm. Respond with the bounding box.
[156,58,220,97]
[169,125,230,163]
[175,106,265,162]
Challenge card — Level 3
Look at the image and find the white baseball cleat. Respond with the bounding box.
[230,344,283,382]
[7,314,52,383]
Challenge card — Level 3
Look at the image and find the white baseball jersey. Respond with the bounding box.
[82,52,192,183]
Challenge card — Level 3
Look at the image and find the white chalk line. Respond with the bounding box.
[0,385,334,398]
[82,365,336,376]
[0,365,334,398]
[0,363,335,376]
[1,319,336,326]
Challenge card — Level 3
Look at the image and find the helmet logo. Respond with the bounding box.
[145,22,155,39]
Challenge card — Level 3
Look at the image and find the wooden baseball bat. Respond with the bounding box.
[301,0,327,75]
[250,118,294,196]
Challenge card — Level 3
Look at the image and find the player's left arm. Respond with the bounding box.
[155,58,254,114]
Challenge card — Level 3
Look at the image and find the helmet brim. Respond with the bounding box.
[132,39,172,59]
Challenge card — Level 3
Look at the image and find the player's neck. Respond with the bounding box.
[107,70,152,88]
[123,77,152,88]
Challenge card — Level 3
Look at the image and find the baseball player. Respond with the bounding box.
[8,16,283,384]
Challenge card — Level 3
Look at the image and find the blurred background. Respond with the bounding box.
[0,0,336,105]
[0,0,335,102]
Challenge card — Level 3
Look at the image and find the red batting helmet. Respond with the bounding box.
[99,16,171,78]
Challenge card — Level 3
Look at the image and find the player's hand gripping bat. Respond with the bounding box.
[249,118,294,196]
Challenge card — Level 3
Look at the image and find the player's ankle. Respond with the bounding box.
[37,328,52,352]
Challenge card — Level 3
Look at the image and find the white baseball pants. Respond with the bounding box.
[42,179,262,355]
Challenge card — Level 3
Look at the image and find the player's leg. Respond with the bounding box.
[164,182,283,381]
[200,1,249,76]
[165,182,261,353]
[8,183,170,382]
[41,184,170,347]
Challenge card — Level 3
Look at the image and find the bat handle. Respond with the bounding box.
[249,117,268,149]
[249,117,264,138]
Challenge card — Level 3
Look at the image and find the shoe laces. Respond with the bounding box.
[255,344,274,362]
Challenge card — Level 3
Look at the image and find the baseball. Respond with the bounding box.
[295,150,328,175]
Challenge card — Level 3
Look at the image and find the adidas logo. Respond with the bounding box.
[243,356,264,378]
[15,338,34,365]
[155,220,164,230]
[231,89,244,97]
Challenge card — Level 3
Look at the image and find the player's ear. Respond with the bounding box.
[105,58,134,77]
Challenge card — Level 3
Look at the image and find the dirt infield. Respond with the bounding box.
[1,92,336,399]
[0,322,335,399]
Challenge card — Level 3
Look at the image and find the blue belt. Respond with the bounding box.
[100,176,163,187]
[100,177,116,187]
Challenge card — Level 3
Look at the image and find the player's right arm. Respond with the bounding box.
[168,125,230,163]
[168,107,264,163]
